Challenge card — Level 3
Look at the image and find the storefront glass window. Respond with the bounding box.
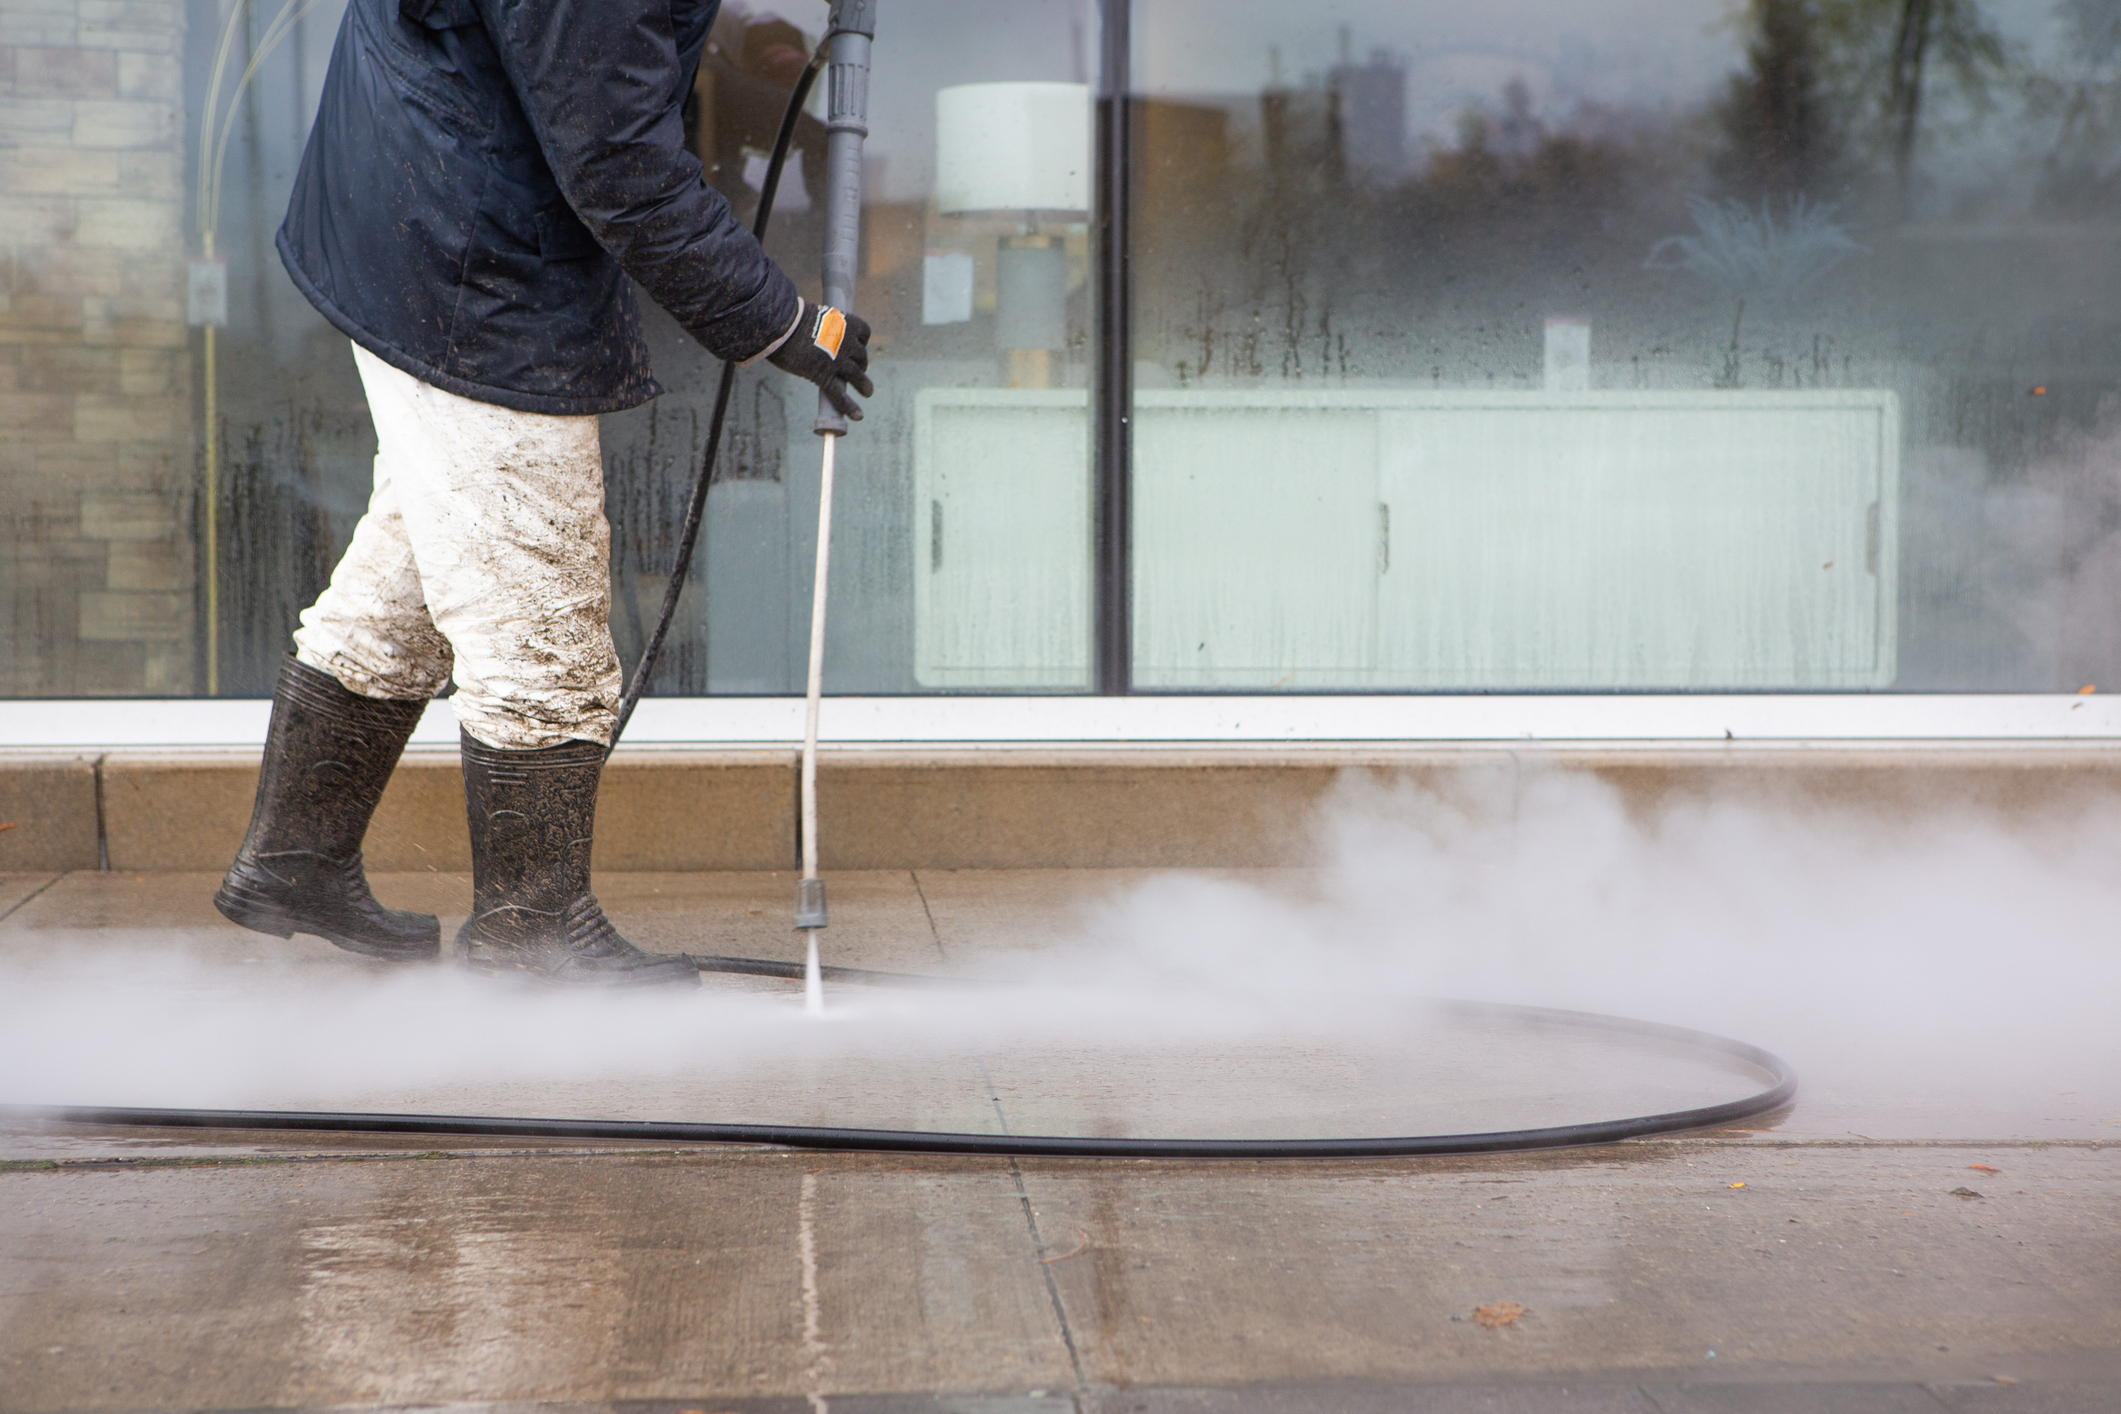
[1,0,2116,700]
[1129,0,2121,691]
[0,0,1097,698]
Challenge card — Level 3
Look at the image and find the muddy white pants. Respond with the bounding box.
[293,345,622,750]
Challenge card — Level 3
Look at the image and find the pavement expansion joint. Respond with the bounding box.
[0,1145,774,1173]
[0,872,62,925]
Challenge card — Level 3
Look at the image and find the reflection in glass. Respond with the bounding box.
[1,0,2117,699]
[1131,0,2121,690]
[0,0,1096,699]
[613,0,1099,697]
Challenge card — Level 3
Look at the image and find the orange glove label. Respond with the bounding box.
[811,305,846,359]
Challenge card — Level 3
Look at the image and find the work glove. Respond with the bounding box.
[768,299,873,421]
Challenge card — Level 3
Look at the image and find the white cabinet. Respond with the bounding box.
[912,387,1898,691]
[1132,398,1384,688]
[1374,392,1897,688]
[913,390,1090,689]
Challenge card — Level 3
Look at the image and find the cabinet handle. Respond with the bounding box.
[931,499,943,571]
[1377,503,1391,575]
[1865,501,1879,576]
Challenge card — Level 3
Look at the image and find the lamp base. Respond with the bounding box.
[996,233,1066,388]
[1006,348,1053,389]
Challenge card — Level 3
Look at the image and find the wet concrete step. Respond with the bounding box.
[5,744,2121,872]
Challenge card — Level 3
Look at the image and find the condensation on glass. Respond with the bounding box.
[0,0,2116,699]
[1114,0,2121,691]
[0,0,1096,698]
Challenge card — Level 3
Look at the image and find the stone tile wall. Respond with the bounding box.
[0,0,193,696]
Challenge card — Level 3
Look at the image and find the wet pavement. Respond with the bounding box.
[1,869,2117,1412]
[0,869,1789,1142]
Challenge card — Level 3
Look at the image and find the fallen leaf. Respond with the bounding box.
[1038,1226,1090,1266]
[2030,387,2046,396]
[1728,1182,1746,1189]
[1949,1187,1983,1199]
[0,822,15,833]
[1473,1301,1525,1328]
[1994,1375,2018,1385]
[1969,1164,2000,1174]
[2079,685,2097,695]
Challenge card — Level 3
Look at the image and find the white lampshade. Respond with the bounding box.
[935,82,1090,216]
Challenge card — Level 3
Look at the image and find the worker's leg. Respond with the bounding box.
[454,730,694,986]
[291,421,457,702]
[324,348,690,987]
[214,355,458,961]
[212,655,440,959]
[332,345,620,749]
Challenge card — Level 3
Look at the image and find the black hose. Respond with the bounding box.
[609,48,825,753]
[4,1002,1796,1159]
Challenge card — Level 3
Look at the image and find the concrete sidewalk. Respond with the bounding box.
[2,869,2117,1413]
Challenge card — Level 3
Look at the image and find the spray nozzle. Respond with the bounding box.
[796,878,828,930]
[825,0,876,39]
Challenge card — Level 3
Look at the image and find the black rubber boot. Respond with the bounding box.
[214,656,439,960]
[454,733,697,987]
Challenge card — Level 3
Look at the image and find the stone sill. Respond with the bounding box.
[4,742,2120,874]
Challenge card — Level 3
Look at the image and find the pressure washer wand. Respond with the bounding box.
[796,0,875,1011]
[797,431,833,1014]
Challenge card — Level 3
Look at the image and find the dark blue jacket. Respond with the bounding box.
[279,0,798,415]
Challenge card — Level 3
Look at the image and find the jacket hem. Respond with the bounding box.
[277,230,664,417]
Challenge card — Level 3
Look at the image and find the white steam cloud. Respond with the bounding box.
[3,766,2116,1143]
